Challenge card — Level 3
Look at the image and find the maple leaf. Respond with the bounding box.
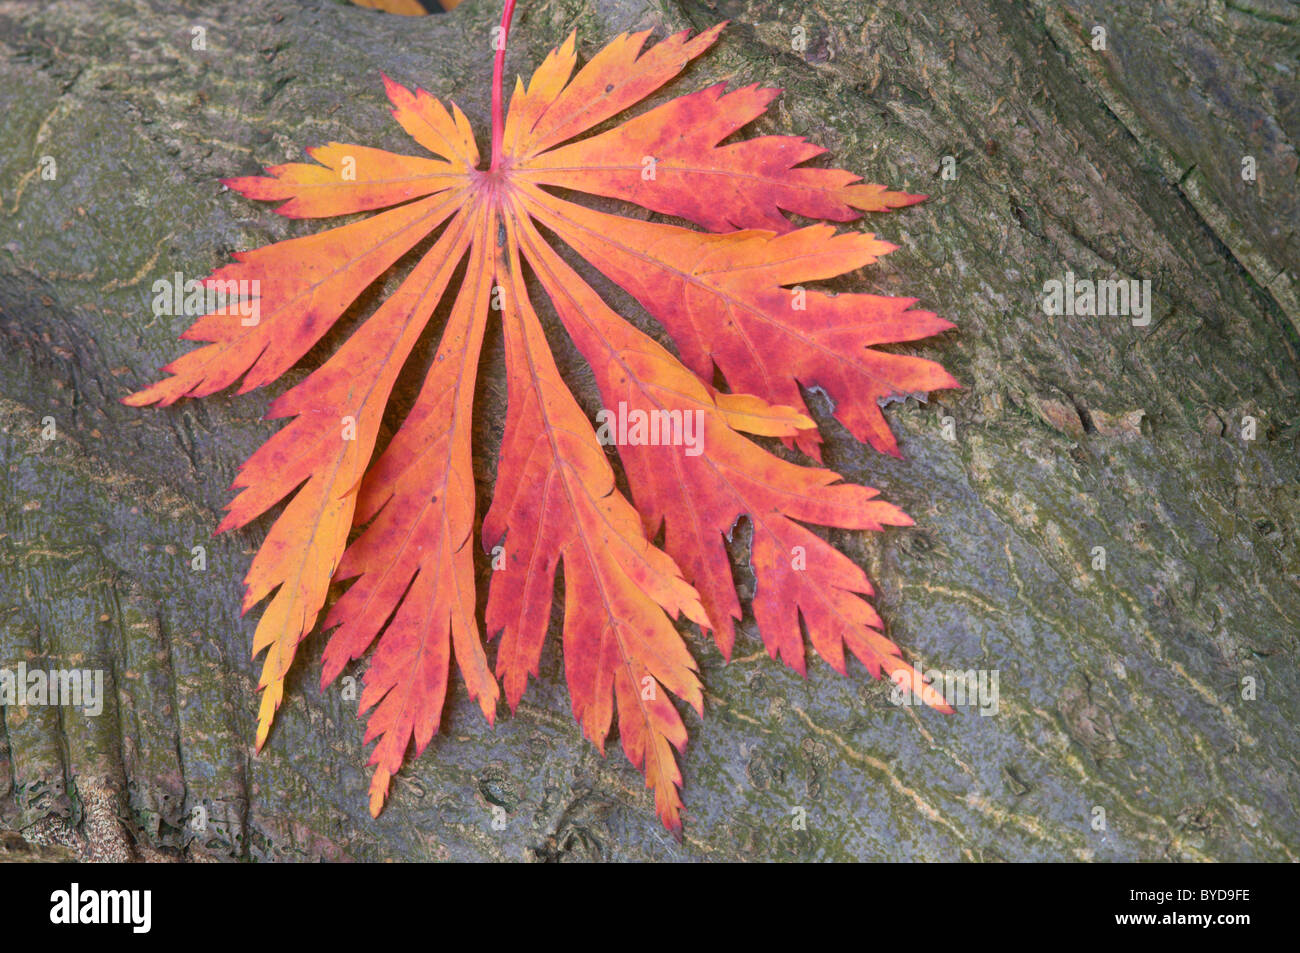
[124,0,958,831]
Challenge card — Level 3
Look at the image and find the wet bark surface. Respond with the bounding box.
[0,0,1296,861]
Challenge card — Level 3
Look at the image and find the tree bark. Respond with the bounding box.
[0,0,1296,861]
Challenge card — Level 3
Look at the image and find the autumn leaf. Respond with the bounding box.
[124,0,957,831]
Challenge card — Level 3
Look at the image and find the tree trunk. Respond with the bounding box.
[0,0,1296,861]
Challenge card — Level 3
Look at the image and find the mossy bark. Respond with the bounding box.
[0,0,1296,861]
